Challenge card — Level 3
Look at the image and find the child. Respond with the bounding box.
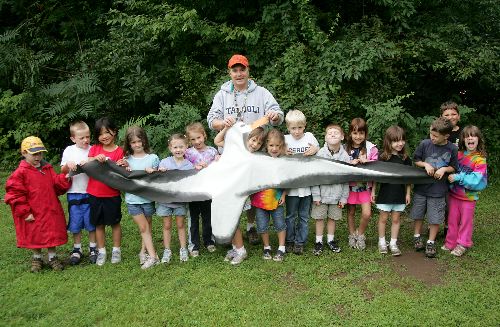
[440,101,461,147]
[157,134,194,263]
[344,118,378,250]
[443,125,487,256]
[410,117,458,258]
[185,122,218,257]
[5,136,71,272]
[251,129,287,261]
[60,121,96,265]
[374,126,412,256]
[123,126,160,269]
[85,117,125,266]
[311,124,350,255]
[215,125,267,264]
[284,110,319,255]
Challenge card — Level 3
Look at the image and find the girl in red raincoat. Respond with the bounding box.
[4,136,71,272]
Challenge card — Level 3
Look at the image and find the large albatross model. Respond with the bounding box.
[75,122,433,243]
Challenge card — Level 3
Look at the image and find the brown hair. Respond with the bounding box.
[265,128,286,156]
[247,127,267,151]
[123,125,151,155]
[431,117,453,135]
[69,121,90,137]
[460,125,487,157]
[345,117,368,155]
[168,133,188,147]
[440,101,459,115]
[380,125,408,161]
[325,124,344,135]
[185,122,207,139]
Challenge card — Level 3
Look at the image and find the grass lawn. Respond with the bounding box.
[1,171,499,326]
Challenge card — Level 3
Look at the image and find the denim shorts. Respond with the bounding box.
[410,193,446,225]
[67,193,95,233]
[156,203,187,217]
[255,206,286,233]
[127,202,155,217]
[376,203,406,213]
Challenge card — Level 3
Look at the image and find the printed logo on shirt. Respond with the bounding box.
[225,105,261,115]
[425,151,452,169]
[288,146,310,154]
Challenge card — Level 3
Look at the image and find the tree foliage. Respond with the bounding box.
[0,0,498,172]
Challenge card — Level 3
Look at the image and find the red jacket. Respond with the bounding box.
[4,160,71,249]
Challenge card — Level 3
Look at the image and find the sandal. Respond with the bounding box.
[48,257,64,271]
[451,244,467,257]
[31,257,43,273]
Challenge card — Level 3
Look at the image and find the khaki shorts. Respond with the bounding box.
[311,203,342,221]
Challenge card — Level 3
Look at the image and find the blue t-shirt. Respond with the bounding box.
[125,154,160,204]
[413,139,458,198]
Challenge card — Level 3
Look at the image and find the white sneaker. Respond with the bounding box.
[138,252,149,265]
[230,249,248,265]
[141,256,159,270]
[206,244,216,253]
[356,234,366,250]
[224,249,237,262]
[179,248,189,262]
[378,242,388,254]
[96,252,106,266]
[161,248,172,263]
[111,249,121,264]
[389,243,401,256]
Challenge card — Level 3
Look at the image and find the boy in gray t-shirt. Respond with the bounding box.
[410,117,458,258]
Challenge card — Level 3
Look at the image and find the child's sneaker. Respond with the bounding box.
[230,249,248,265]
[441,245,452,252]
[138,252,149,265]
[96,252,106,266]
[161,249,172,263]
[389,243,401,256]
[89,247,98,264]
[285,242,294,254]
[312,242,323,256]
[356,234,366,250]
[348,234,357,248]
[206,244,216,253]
[141,256,159,270]
[190,248,200,258]
[179,248,189,262]
[224,249,237,262]
[378,242,388,254]
[327,240,341,253]
[31,257,43,273]
[425,242,437,258]
[48,257,64,271]
[451,244,467,257]
[70,248,83,265]
[414,236,425,252]
[262,248,272,260]
[273,250,285,262]
[111,249,121,264]
[293,244,304,255]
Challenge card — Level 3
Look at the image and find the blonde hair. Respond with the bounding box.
[285,109,306,126]
[185,122,207,139]
[168,133,188,146]
[69,121,90,137]
[265,128,286,156]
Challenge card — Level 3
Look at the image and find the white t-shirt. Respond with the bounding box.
[285,132,319,197]
[61,144,90,193]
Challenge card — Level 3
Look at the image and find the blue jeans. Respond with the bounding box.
[285,195,312,245]
[255,206,286,233]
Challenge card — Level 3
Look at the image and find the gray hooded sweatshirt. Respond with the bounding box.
[207,80,283,130]
[311,144,351,204]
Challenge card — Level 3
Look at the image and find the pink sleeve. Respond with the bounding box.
[368,146,378,161]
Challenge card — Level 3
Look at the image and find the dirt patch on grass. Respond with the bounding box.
[389,250,448,286]
[328,271,347,281]
[282,271,308,291]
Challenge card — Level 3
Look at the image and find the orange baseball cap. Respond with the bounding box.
[228,54,249,68]
[21,136,47,154]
